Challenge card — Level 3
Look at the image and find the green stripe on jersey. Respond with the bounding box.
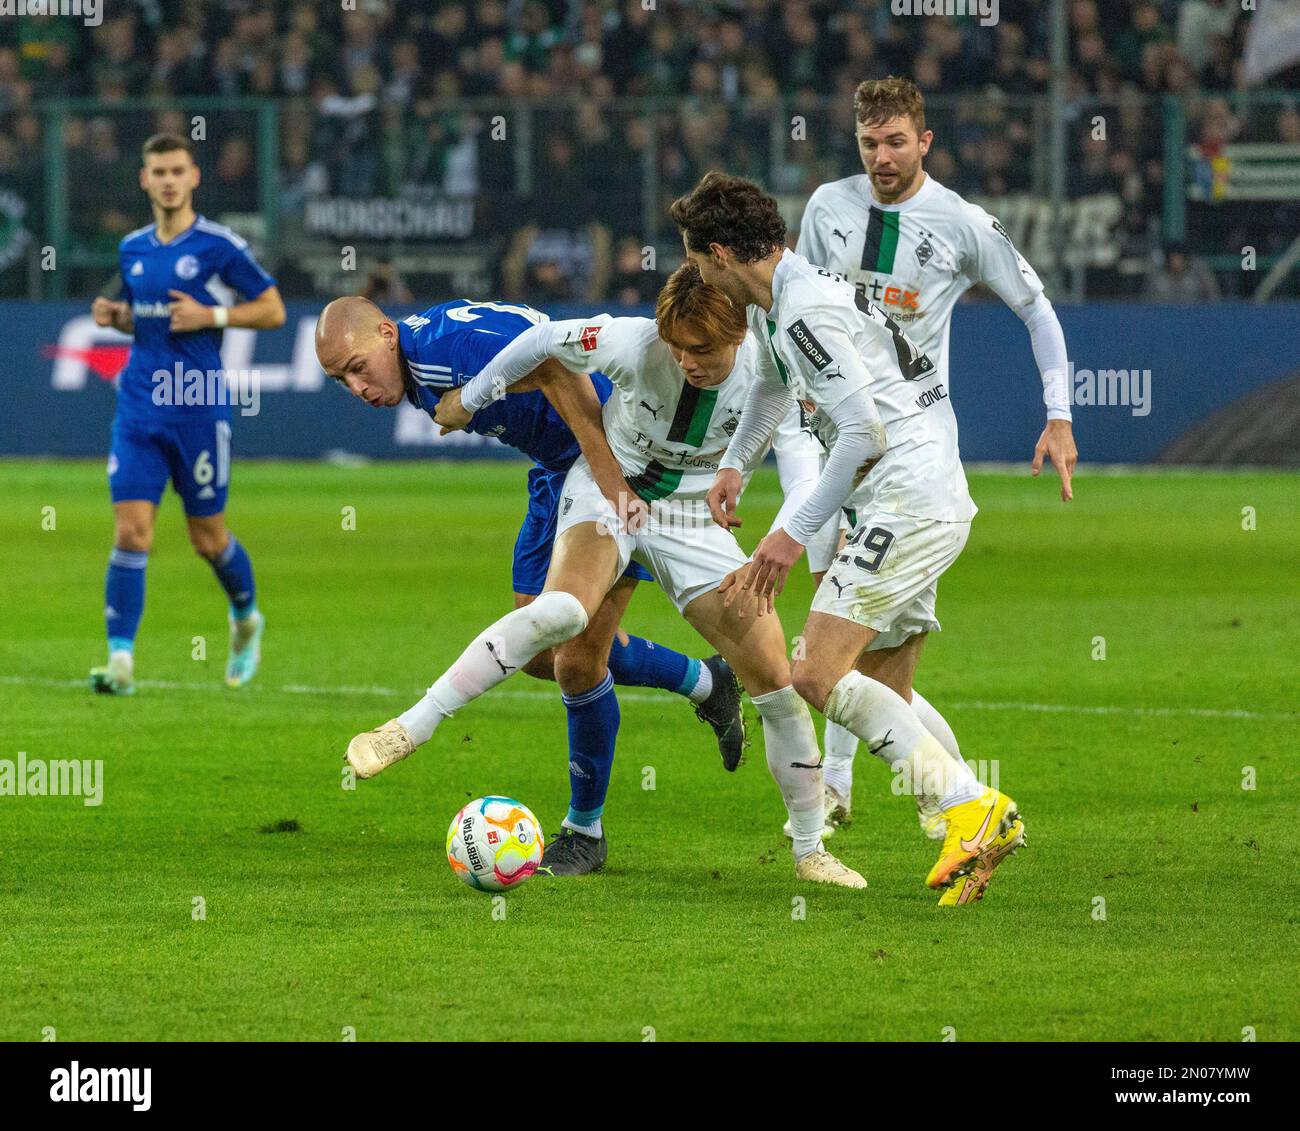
[765,319,791,386]
[628,460,684,502]
[666,382,719,446]
[862,207,900,274]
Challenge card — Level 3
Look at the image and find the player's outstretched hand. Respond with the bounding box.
[1032,418,1078,502]
[719,561,771,618]
[708,468,744,529]
[435,388,473,434]
[168,290,214,333]
[92,297,128,329]
[744,528,805,609]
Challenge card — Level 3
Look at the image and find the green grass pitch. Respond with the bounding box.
[0,458,1296,1042]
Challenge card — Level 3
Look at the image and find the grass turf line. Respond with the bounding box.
[0,459,1296,1041]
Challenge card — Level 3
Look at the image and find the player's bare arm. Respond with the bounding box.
[168,285,286,334]
[530,362,649,532]
[92,296,134,335]
[1033,417,1078,501]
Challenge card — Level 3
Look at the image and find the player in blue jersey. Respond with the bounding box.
[88,133,286,695]
[314,295,745,868]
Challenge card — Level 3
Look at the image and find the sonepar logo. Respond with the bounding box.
[786,319,834,371]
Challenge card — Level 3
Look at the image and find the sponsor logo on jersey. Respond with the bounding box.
[857,279,922,318]
[786,318,833,371]
[129,260,144,276]
[132,301,173,319]
[639,400,663,419]
[831,227,852,246]
[991,218,1012,245]
[915,237,935,267]
[175,254,200,280]
[578,325,601,351]
[914,383,948,411]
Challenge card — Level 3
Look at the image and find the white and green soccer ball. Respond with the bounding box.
[446,797,545,891]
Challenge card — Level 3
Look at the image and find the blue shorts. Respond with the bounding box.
[108,415,232,517]
[513,465,653,596]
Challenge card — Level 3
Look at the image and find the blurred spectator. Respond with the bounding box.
[609,237,662,307]
[1143,243,1221,302]
[358,260,414,305]
[0,0,1281,301]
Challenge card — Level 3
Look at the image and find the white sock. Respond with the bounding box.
[910,688,961,761]
[397,592,588,745]
[561,816,603,838]
[753,685,825,860]
[822,721,858,797]
[824,671,981,812]
[686,661,713,704]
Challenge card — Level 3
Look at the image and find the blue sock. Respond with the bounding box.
[211,534,257,619]
[105,547,147,653]
[607,633,699,697]
[562,672,619,835]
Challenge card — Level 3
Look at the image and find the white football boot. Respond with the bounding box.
[346,719,416,779]
[89,650,135,696]
[782,783,849,839]
[795,849,867,889]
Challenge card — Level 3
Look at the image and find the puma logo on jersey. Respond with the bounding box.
[824,366,845,380]
[827,576,850,597]
[640,400,664,419]
[831,228,852,246]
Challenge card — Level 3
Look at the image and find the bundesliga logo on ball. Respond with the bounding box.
[446,797,545,891]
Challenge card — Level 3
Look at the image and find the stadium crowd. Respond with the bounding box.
[0,0,1294,300]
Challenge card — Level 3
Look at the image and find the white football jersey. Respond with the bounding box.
[797,173,1045,397]
[751,250,974,523]
[541,315,817,502]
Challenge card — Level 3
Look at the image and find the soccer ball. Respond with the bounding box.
[446,797,545,891]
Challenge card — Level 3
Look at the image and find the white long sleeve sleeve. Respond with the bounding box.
[768,404,823,536]
[781,388,886,546]
[460,321,559,412]
[718,378,794,474]
[1015,293,1072,421]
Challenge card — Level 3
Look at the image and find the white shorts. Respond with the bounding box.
[556,457,750,613]
[806,509,850,574]
[810,510,970,651]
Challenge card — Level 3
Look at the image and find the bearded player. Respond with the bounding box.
[796,76,1078,829]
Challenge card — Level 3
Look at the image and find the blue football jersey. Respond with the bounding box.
[398,299,613,473]
[116,215,276,422]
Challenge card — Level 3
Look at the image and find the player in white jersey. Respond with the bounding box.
[672,172,1025,905]
[796,77,1078,838]
[370,265,866,888]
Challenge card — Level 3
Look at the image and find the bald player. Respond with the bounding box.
[315,296,744,873]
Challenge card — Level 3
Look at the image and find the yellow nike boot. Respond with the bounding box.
[926,787,1024,896]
